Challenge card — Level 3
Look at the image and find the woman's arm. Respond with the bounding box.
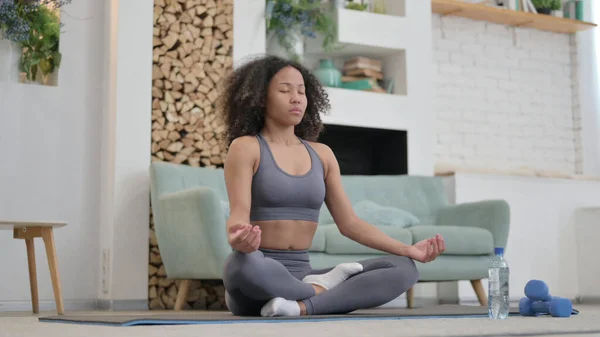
[316,144,445,263]
[223,136,262,252]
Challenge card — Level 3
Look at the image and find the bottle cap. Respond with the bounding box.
[495,247,504,255]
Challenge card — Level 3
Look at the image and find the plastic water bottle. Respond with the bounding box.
[488,247,509,319]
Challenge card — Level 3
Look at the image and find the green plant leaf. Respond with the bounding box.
[31,64,38,81]
[531,0,561,10]
[11,3,65,83]
[265,0,343,58]
[39,59,53,75]
[52,51,62,67]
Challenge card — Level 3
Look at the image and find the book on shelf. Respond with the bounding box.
[340,56,390,93]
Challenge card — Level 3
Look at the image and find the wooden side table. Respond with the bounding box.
[0,221,66,315]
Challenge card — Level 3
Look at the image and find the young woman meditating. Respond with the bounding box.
[218,55,446,317]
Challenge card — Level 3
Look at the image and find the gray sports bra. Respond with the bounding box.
[250,133,326,223]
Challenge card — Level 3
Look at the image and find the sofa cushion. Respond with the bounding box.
[323,225,413,255]
[352,200,420,227]
[221,200,230,219]
[309,225,328,252]
[409,225,494,255]
[318,175,449,225]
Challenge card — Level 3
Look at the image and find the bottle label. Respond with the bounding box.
[490,269,500,292]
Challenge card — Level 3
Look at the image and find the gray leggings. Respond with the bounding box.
[222,248,419,316]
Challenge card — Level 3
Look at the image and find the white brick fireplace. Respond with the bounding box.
[433,15,582,176]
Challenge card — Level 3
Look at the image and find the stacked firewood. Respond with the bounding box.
[149,0,232,310]
[151,0,232,168]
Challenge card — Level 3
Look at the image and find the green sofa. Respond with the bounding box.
[149,162,510,309]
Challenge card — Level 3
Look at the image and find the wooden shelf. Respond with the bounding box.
[322,87,413,131]
[305,8,408,57]
[432,0,597,34]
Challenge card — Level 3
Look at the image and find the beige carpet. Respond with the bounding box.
[1,304,599,337]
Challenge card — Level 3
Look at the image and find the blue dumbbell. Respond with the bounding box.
[524,279,553,301]
[519,280,573,317]
[519,296,573,317]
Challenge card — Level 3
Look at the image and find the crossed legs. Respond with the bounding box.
[265,256,419,316]
[222,250,419,316]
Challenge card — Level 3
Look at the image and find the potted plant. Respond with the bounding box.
[531,0,561,15]
[0,0,71,85]
[265,0,340,61]
[345,1,368,11]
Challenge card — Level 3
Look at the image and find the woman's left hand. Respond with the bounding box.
[406,234,445,263]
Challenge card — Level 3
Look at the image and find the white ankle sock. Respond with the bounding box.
[302,262,363,290]
[260,297,301,317]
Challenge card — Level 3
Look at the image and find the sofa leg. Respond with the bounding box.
[406,287,414,308]
[470,279,488,306]
[174,279,191,311]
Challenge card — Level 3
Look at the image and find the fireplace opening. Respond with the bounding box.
[317,124,408,176]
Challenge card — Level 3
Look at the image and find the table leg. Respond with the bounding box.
[25,238,39,314]
[41,228,64,315]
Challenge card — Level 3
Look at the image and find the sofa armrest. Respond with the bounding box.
[434,200,510,249]
[155,187,232,279]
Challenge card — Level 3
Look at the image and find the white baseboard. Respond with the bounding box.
[0,300,98,312]
[97,299,148,311]
[0,299,148,312]
[576,296,600,304]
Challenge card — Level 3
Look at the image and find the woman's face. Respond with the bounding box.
[265,66,307,126]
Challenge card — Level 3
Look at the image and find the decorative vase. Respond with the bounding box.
[313,59,342,88]
[0,36,23,83]
[266,28,304,62]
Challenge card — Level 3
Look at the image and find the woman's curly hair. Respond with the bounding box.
[217,55,331,147]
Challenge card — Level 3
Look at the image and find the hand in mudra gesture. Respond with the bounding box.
[228,223,262,253]
[407,234,446,263]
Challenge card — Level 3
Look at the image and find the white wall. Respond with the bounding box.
[0,0,153,311]
[233,0,266,66]
[450,173,600,302]
[575,0,600,176]
[0,0,105,309]
[433,15,580,175]
[98,0,153,308]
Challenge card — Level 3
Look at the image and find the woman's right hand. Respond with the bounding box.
[227,223,262,253]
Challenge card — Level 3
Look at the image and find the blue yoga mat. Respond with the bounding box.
[39,305,525,326]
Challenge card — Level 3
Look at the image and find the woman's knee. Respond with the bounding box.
[225,290,262,316]
[386,256,420,288]
[223,250,265,289]
[403,258,420,286]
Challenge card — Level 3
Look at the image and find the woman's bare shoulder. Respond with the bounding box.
[229,135,259,150]
[306,141,336,169]
[306,141,333,157]
[226,135,260,165]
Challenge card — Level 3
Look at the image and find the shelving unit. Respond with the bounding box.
[296,2,436,175]
[302,6,409,111]
[305,8,409,57]
[431,0,597,34]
